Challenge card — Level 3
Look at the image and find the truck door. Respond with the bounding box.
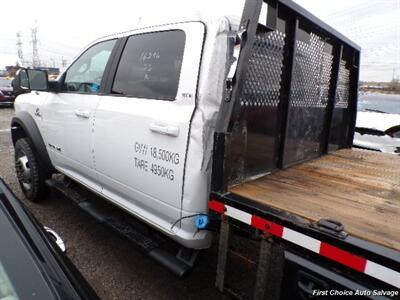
[94,23,204,225]
[41,39,117,191]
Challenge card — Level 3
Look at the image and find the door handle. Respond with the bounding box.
[74,109,91,119]
[149,123,179,137]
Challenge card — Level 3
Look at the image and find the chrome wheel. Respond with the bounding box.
[16,154,32,191]
[14,138,48,201]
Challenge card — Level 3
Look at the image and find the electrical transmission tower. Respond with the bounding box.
[61,56,68,69]
[31,25,40,68]
[16,32,24,65]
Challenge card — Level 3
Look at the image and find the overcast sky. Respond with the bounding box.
[0,0,399,82]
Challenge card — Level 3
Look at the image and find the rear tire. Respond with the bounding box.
[15,137,49,201]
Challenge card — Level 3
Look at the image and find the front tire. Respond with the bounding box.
[15,137,48,201]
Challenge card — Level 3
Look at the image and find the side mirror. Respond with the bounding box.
[13,68,49,96]
[44,226,66,252]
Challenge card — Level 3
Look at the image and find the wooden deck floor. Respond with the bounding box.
[229,148,400,251]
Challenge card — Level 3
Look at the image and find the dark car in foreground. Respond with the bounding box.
[0,179,98,300]
[0,78,14,107]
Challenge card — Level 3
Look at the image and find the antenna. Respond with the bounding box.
[16,32,24,65]
[31,23,40,68]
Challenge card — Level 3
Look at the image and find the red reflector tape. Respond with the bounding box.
[320,243,367,272]
[251,215,284,237]
[208,200,399,288]
[209,200,226,213]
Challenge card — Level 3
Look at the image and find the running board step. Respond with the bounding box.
[45,176,197,277]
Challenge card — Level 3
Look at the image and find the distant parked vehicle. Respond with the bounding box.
[354,93,400,154]
[0,78,14,107]
[0,90,8,105]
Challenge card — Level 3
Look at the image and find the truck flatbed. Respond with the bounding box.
[229,148,400,251]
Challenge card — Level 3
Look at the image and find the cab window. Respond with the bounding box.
[64,39,116,93]
[112,30,186,100]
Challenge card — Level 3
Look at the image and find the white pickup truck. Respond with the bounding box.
[10,0,400,298]
[12,20,213,249]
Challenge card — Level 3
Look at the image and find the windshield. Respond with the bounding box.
[0,204,55,300]
[0,79,12,88]
[0,263,18,300]
[358,93,400,114]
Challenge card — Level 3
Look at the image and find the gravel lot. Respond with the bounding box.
[0,107,224,300]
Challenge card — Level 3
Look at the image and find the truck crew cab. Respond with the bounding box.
[11,0,399,298]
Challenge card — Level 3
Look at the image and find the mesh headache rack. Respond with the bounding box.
[213,0,360,192]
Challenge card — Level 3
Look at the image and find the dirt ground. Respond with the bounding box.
[0,107,225,300]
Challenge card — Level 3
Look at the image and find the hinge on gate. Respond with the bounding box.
[312,218,348,239]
